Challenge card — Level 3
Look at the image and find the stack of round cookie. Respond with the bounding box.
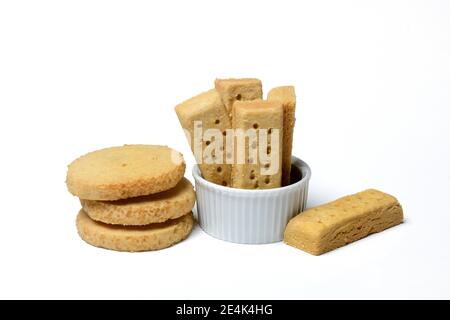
[66,145,196,252]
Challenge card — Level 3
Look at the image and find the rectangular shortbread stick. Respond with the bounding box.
[175,89,232,186]
[231,100,283,189]
[284,189,404,255]
[215,78,263,116]
[267,86,296,186]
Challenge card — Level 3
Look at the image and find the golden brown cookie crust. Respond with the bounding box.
[81,178,195,225]
[66,145,185,201]
[76,210,194,252]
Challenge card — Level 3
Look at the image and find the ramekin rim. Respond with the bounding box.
[191,156,311,194]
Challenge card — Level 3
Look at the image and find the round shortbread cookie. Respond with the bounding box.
[76,210,194,252]
[66,145,185,201]
[80,178,195,225]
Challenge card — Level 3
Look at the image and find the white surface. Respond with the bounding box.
[193,158,310,244]
[0,0,449,299]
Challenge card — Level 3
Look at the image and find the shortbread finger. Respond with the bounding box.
[268,86,296,186]
[231,100,283,189]
[215,78,262,116]
[175,89,231,186]
[284,189,404,255]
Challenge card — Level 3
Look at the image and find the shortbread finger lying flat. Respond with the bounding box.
[231,100,283,189]
[175,89,232,186]
[215,78,263,116]
[76,210,194,252]
[268,86,296,186]
[81,178,195,225]
[284,189,404,255]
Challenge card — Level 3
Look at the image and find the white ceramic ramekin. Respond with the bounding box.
[192,156,311,244]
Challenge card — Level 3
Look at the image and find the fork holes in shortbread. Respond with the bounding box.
[217,166,222,173]
[236,94,242,100]
[215,119,220,125]
[205,140,211,146]
[264,177,270,184]
[250,173,256,180]
[267,146,271,154]
[253,123,259,129]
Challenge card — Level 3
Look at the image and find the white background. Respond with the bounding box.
[0,0,449,299]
